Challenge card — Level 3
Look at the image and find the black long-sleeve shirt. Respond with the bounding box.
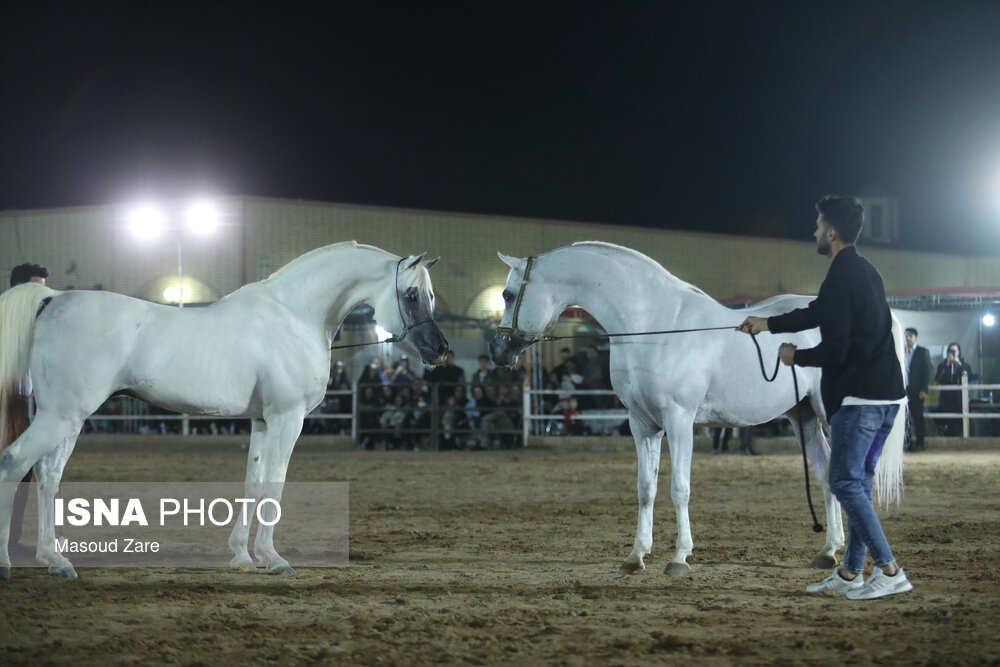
[767,245,905,418]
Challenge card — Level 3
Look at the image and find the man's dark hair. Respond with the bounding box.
[10,263,49,287]
[815,195,864,245]
[905,327,918,336]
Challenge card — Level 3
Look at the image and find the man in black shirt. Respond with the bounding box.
[738,195,912,600]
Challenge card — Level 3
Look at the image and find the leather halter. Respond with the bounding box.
[494,256,551,342]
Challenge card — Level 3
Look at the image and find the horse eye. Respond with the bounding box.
[502,290,514,303]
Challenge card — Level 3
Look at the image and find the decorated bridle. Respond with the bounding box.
[494,256,555,343]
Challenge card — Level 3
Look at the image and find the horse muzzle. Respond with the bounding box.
[407,321,449,366]
[489,332,532,367]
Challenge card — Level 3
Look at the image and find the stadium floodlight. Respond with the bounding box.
[983,313,996,327]
[129,205,166,240]
[186,201,219,235]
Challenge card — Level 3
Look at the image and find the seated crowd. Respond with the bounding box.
[355,351,526,450]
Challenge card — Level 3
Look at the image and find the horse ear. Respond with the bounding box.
[424,256,440,270]
[497,252,525,270]
[405,252,427,270]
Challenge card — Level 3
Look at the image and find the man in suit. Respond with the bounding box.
[904,327,932,452]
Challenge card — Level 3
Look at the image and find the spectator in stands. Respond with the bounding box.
[358,361,383,387]
[490,383,520,448]
[563,396,589,435]
[470,354,495,388]
[582,344,610,407]
[935,341,975,436]
[391,355,419,386]
[6,263,50,554]
[440,393,462,450]
[423,349,467,391]
[552,347,573,380]
[330,360,350,391]
[465,384,487,449]
[379,393,411,449]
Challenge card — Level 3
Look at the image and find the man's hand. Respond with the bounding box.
[919,391,927,400]
[737,316,769,335]
[779,343,797,366]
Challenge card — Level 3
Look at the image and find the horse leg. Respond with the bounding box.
[621,415,664,574]
[797,413,844,568]
[252,412,304,575]
[0,414,82,580]
[662,411,695,577]
[34,435,81,578]
[229,418,266,570]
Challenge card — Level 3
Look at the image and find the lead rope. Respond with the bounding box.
[748,332,824,533]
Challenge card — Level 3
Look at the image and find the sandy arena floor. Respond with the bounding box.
[1,438,998,665]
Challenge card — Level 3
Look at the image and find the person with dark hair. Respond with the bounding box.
[5,262,50,554]
[904,327,931,451]
[738,195,912,600]
[9,263,49,287]
[935,341,974,436]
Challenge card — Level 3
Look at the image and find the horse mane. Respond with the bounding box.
[568,241,711,299]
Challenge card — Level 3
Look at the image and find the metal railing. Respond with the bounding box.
[85,390,355,436]
[80,375,1000,443]
[924,375,1000,438]
[521,387,627,444]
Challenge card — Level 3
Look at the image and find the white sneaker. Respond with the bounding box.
[806,568,865,594]
[846,568,913,600]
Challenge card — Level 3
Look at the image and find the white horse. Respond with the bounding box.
[0,241,449,580]
[489,241,905,576]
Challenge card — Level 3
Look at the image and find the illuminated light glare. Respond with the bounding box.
[186,201,219,234]
[983,314,996,327]
[489,288,507,314]
[163,284,193,304]
[129,205,166,239]
[374,324,392,342]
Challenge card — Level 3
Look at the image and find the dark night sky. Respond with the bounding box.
[2,1,999,254]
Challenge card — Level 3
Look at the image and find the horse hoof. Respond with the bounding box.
[619,560,645,575]
[233,565,257,573]
[48,564,78,579]
[267,564,296,575]
[808,554,838,569]
[0,567,10,581]
[664,562,690,577]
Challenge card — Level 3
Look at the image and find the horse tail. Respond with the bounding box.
[0,283,58,452]
[874,313,907,507]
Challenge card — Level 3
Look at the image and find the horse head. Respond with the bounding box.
[489,251,562,367]
[374,253,449,366]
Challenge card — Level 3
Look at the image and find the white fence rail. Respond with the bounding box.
[81,376,1000,443]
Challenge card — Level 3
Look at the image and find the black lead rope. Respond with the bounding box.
[748,332,824,533]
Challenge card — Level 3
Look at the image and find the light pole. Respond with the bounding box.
[129,200,219,307]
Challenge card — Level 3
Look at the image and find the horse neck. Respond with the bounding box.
[544,247,728,332]
[266,245,394,335]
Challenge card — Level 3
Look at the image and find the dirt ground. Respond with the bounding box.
[1,437,998,665]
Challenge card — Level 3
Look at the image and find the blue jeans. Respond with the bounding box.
[828,404,899,573]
